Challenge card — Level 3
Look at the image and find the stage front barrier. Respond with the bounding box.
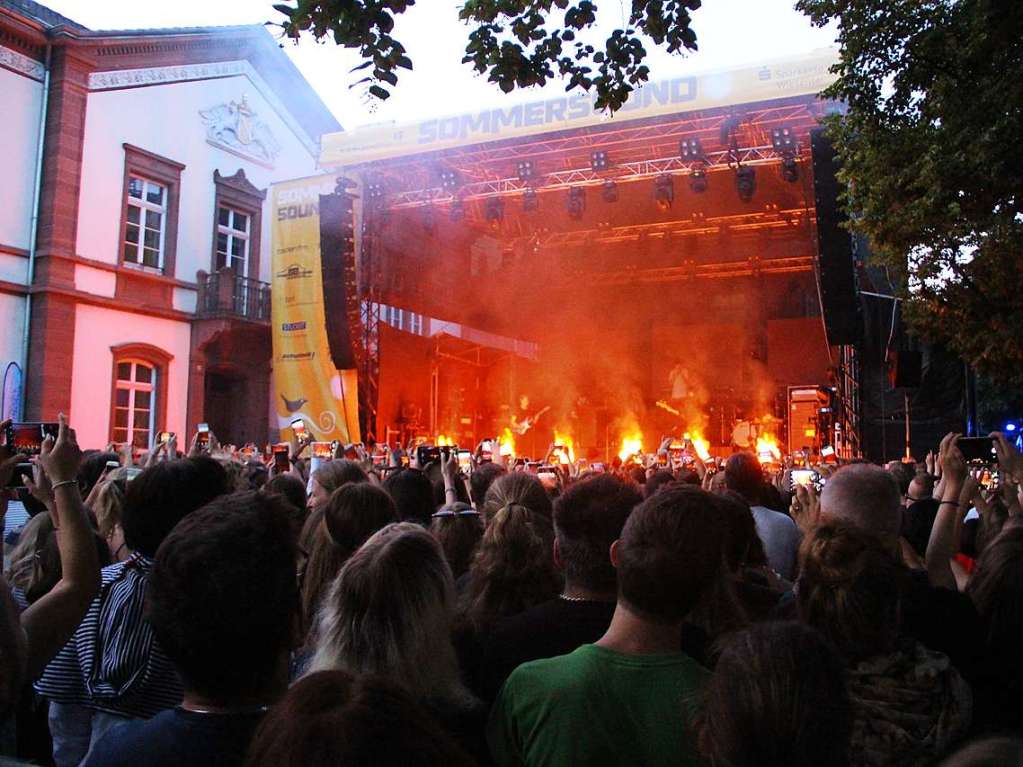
[270,174,360,443]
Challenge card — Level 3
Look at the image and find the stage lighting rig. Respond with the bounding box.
[485,197,505,226]
[735,165,756,202]
[365,180,386,208]
[516,159,536,182]
[781,155,799,183]
[438,167,461,193]
[771,126,797,154]
[522,187,539,212]
[688,167,708,193]
[602,180,619,203]
[590,150,610,171]
[654,174,675,211]
[566,187,586,220]
[679,137,704,161]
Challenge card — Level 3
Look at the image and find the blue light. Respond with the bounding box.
[1007,422,1018,433]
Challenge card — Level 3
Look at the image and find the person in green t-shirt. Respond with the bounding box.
[487,484,727,767]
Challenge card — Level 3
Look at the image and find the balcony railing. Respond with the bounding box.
[196,269,271,322]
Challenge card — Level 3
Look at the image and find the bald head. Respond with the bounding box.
[819,464,902,541]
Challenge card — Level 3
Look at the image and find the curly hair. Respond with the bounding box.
[458,502,560,633]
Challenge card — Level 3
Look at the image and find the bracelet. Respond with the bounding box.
[51,480,78,492]
[938,500,959,506]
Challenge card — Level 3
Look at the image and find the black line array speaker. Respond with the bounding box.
[888,348,922,389]
[319,191,362,371]
[810,128,862,346]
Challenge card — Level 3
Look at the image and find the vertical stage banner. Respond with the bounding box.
[270,174,360,442]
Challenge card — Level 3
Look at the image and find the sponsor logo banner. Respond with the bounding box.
[270,174,361,442]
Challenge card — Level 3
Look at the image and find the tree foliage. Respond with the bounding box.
[273,0,701,112]
[797,0,1023,385]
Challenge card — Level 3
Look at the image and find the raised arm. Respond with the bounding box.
[925,433,967,591]
[20,415,101,678]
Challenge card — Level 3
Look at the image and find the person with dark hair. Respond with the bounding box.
[699,621,852,767]
[308,460,368,514]
[300,483,398,642]
[469,462,506,508]
[263,473,308,544]
[644,469,675,497]
[480,475,640,701]
[478,472,552,526]
[798,522,971,766]
[430,503,484,580]
[383,468,435,526]
[82,491,298,767]
[76,451,120,500]
[725,452,800,579]
[37,457,231,767]
[244,671,474,767]
[965,526,1023,734]
[488,484,724,766]
[712,490,782,621]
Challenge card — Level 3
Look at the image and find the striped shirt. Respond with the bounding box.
[35,553,183,719]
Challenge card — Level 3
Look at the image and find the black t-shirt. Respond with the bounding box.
[902,499,939,557]
[82,707,265,767]
[480,597,616,703]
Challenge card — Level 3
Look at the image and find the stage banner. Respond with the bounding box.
[320,48,839,167]
[270,174,361,443]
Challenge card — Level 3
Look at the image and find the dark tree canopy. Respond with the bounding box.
[273,0,702,112]
[798,0,1023,385]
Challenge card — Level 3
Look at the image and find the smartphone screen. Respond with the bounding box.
[272,443,290,472]
[312,442,333,459]
[458,449,472,473]
[6,423,59,456]
[290,419,306,438]
[790,469,816,489]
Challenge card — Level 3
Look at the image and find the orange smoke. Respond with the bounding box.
[756,434,782,462]
[498,428,516,457]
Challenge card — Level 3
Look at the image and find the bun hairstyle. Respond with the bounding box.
[797,522,908,663]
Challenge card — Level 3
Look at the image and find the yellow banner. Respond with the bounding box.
[270,174,361,443]
[320,48,839,167]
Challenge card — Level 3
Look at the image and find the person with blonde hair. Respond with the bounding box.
[92,475,130,562]
[307,523,485,761]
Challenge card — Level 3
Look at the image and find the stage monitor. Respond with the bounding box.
[810,128,862,346]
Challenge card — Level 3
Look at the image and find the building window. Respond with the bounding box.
[119,145,185,275]
[211,170,265,280]
[123,177,167,268]
[112,360,157,447]
[215,206,250,275]
[109,343,172,449]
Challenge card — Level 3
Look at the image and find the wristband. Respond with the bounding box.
[51,480,78,492]
[938,500,959,506]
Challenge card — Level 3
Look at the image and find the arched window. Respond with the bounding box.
[109,344,172,448]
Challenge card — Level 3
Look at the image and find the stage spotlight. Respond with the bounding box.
[522,187,539,212]
[590,150,610,171]
[485,197,505,226]
[566,187,586,220]
[365,180,386,208]
[735,166,756,202]
[771,126,797,154]
[516,159,536,182]
[679,137,704,160]
[602,180,619,203]
[781,155,799,183]
[449,198,465,222]
[688,167,708,193]
[654,174,675,211]
[438,167,460,192]
[1007,422,1018,433]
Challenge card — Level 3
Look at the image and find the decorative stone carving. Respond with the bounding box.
[200,94,281,167]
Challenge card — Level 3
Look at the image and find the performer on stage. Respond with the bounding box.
[668,360,693,402]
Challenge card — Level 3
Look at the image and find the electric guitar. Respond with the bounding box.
[655,400,682,417]
[512,406,551,435]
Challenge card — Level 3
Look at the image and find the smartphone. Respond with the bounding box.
[272,443,290,473]
[958,436,996,464]
[458,449,472,473]
[158,431,175,445]
[197,422,210,448]
[290,419,306,439]
[526,461,543,473]
[105,460,120,471]
[125,467,143,481]
[312,442,333,460]
[669,440,685,461]
[790,469,817,489]
[7,462,32,488]
[400,454,410,468]
[417,445,442,465]
[657,453,668,466]
[372,453,386,467]
[4,422,60,456]
[480,440,495,462]
[590,462,606,473]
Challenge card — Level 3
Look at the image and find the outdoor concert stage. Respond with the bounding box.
[299,50,861,460]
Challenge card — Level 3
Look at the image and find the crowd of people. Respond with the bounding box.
[0,416,1021,766]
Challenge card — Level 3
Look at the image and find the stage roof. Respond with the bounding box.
[320,49,839,168]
